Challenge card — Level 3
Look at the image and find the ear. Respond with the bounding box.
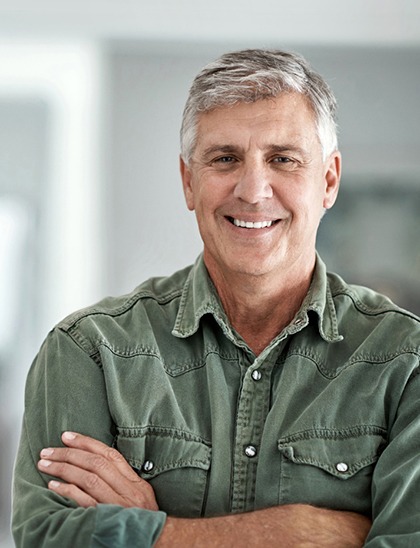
[323,151,341,210]
[180,155,195,211]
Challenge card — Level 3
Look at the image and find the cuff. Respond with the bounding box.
[91,504,167,547]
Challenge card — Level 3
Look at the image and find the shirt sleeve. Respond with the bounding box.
[365,365,420,546]
[12,327,166,548]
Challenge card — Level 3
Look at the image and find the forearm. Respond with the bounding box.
[32,431,370,548]
[156,504,371,548]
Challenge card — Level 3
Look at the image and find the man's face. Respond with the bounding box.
[181,93,340,282]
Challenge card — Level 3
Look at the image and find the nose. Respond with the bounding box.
[233,161,273,204]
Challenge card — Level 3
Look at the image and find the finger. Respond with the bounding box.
[60,432,139,481]
[40,445,141,494]
[39,432,159,510]
[38,457,158,510]
[38,447,132,495]
[38,458,124,506]
[48,480,98,508]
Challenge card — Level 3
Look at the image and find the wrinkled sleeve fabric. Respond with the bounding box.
[365,365,420,547]
[12,327,166,548]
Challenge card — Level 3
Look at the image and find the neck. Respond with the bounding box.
[206,256,315,355]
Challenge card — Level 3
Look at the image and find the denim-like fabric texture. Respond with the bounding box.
[12,254,420,546]
[92,506,166,548]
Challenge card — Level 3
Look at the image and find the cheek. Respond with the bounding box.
[289,190,325,227]
[198,182,230,212]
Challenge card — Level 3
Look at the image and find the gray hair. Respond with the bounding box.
[180,49,338,163]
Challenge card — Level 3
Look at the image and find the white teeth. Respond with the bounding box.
[233,219,273,229]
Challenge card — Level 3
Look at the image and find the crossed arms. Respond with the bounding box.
[14,328,420,547]
[37,431,371,547]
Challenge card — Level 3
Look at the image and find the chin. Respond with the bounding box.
[227,258,276,278]
[205,247,284,279]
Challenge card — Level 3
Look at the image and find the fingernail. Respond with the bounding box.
[39,459,52,468]
[63,431,76,440]
[49,480,61,489]
[40,448,54,457]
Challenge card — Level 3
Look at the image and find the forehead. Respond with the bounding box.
[195,93,318,150]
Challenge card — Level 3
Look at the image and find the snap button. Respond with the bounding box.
[251,370,262,381]
[142,460,154,473]
[244,445,257,458]
[336,462,349,473]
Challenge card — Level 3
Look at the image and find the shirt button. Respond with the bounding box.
[251,370,262,381]
[294,318,304,326]
[244,445,257,458]
[142,460,154,473]
[336,462,349,473]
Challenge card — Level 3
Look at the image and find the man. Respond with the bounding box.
[12,49,420,546]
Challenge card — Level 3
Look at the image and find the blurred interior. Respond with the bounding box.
[1,2,419,545]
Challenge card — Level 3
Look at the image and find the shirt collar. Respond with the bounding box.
[172,254,230,339]
[297,253,343,343]
[172,253,342,344]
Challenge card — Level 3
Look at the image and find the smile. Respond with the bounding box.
[229,217,276,229]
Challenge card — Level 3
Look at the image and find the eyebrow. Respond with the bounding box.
[200,143,309,160]
[200,145,239,159]
[265,144,308,157]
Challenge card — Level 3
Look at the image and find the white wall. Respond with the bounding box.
[0,42,104,547]
[103,48,204,294]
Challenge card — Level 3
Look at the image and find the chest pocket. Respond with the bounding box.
[277,426,386,514]
[117,427,212,517]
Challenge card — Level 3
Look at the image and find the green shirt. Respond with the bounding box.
[13,254,420,547]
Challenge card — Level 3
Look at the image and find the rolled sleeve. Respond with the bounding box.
[92,505,166,547]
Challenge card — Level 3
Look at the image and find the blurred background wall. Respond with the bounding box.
[0,1,419,545]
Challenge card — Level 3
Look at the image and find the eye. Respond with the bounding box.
[210,155,239,170]
[214,155,236,164]
[272,156,292,164]
[270,155,299,171]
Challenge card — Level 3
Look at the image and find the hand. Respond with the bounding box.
[37,431,159,511]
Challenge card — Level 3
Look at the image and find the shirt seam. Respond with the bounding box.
[60,288,184,332]
[332,288,420,322]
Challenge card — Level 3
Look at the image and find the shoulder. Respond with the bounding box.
[52,264,194,352]
[328,271,419,321]
[327,270,420,354]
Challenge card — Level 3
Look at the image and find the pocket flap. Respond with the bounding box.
[117,426,211,478]
[278,426,386,479]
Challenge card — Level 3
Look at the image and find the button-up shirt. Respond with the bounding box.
[12,254,420,547]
